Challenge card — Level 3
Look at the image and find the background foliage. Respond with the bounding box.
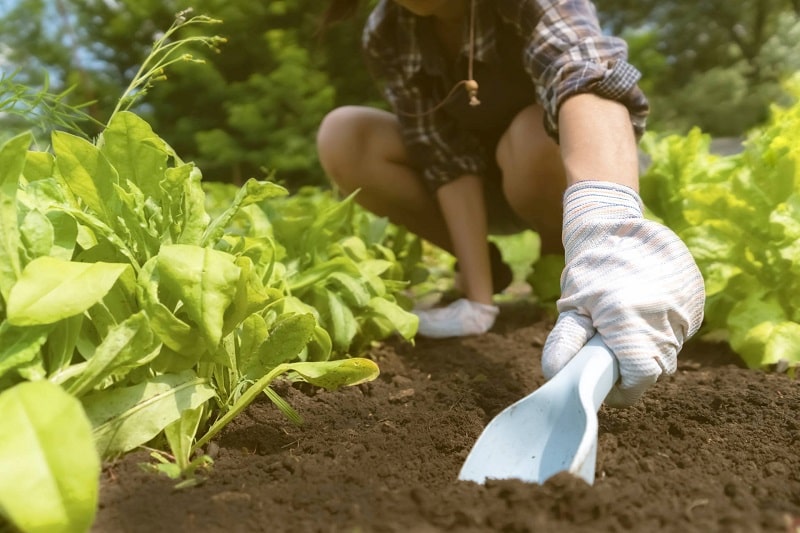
[2,0,798,185]
[0,0,379,186]
[640,74,800,374]
[595,0,800,135]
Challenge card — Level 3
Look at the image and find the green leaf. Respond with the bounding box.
[201,178,287,247]
[23,151,56,182]
[287,256,360,292]
[99,111,168,201]
[60,206,138,266]
[52,130,120,226]
[680,221,743,268]
[155,244,241,348]
[83,370,216,458]
[0,381,100,533]
[97,266,139,324]
[528,253,565,302]
[326,271,371,308]
[263,385,302,425]
[304,325,333,363]
[314,288,357,354]
[13,181,79,262]
[337,235,369,261]
[359,258,394,279]
[770,193,800,242]
[66,311,159,397]
[222,256,274,336]
[358,262,393,297]
[364,296,419,341]
[727,294,787,368]
[111,179,162,260]
[6,256,129,326]
[244,313,315,379]
[193,356,378,452]
[42,313,83,376]
[0,322,51,382]
[165,405,206,471]
[18,177,70,209]
[236,313,268,377]
[166,164,209,246]
[700,262,742,299]
[150,345,206,375]
[305,191,354,252]
[682,182,753,228]
[137,257,206,358]
[19,207,55,260]
[284,358,380,391]
[47,210,79,261]
[763,322,800,367]
[0,132,31,301]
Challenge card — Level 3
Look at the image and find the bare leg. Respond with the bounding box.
[316,106,453,252]
[495,104,568,255]
[435,175,493,305]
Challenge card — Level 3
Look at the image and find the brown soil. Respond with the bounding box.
[94,299,800,533]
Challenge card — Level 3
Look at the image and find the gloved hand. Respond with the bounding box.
[413,298,499,338]
[542,181,705,407]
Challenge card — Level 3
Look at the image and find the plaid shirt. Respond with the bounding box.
[363,0,650,189]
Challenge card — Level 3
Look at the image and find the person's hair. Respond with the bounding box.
[321,0,361,31]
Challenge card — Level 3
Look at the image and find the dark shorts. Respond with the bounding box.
[481,145,530,236]
[484,186,529,235]
[438,16,537,236]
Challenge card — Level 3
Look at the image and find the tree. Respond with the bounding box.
[69,0,340,185]
[596,0,800,135]
[0,0,377,186]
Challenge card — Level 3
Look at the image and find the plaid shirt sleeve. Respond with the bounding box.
[362,12,487,190]
[499,0,650,139]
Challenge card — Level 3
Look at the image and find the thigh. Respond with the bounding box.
[494,104,567,252]
[317,106,455,250]
[495,104,564,197]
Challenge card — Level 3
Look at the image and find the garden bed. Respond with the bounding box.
[94,298,800,532]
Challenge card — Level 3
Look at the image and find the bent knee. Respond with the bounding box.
[316,106,403,191]
[316,106,361,175]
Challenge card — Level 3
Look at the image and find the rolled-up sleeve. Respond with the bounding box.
[500,0,650,139]
[363,18,487,190]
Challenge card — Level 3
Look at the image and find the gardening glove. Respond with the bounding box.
[541,181,705,407]
[413,298,499,338]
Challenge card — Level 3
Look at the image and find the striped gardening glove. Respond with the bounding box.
[542,181,705,407]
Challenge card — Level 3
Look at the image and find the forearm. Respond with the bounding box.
[558,93,640,191]
[436,175,493,305]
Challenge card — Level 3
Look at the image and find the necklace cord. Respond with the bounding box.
[396,0,480,118]
[466,0,479,106]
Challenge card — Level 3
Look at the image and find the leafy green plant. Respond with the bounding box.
[0,380,99,533]
[204,182,424,353]
[640,73,800,372]
[262,187,420,354]
[0,10,422,531]
[0,69,99,143]
[1,98,386,532]
[108,9,227,124]
[142,447,214,490]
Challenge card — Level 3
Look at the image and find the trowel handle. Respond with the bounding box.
[567,334,619,409]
